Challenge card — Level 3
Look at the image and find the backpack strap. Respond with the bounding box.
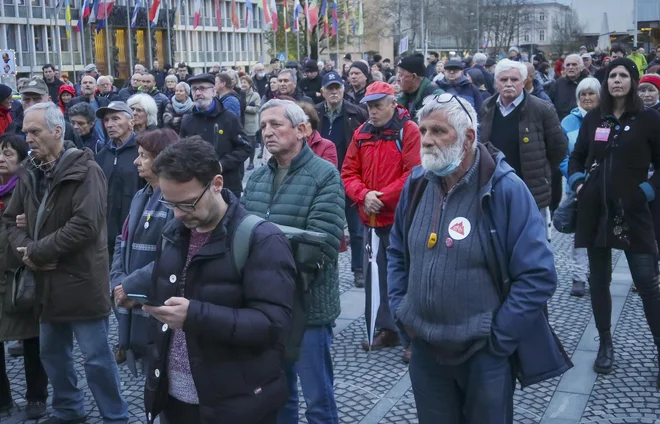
[232,214,265,276]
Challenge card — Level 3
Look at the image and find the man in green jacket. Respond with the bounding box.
[396,53,444,122]
[628,45,649,74]
[241,99,345,424]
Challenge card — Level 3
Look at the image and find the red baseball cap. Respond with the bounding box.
[640,74,660,92]
[361,81,395,104]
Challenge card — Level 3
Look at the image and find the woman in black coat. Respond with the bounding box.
[568,58,660,385]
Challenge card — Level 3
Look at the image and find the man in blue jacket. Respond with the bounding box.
[387,94,571,423]
[436,59,483,119]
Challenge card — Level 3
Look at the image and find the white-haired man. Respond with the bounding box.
[4,102,129,424]
[388,94,571,423]
[480,59,567,231]
[547,53,590,121]
[96,75,119,101]
[473,52,495,95]
[242,99,345,424]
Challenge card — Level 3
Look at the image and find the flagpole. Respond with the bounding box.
[126,0,134,72]
[203,1,208,70]
[304,0,310,58]
[315,26,319,60]
[70,30,77,75]
[147,0,153,67]
[335,27,338,67]
[166,0,172,65]
[184,0,191,64]
[105,4,113,75]
[53,1,64,74]
[296,30,300,62]
[81,23,87,66]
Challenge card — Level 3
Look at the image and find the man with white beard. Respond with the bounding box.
[387,94,572,423]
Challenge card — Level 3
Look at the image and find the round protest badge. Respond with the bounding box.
[448,217,471,241]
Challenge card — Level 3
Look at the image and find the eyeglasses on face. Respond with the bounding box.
[158,182,211,212]
[428,94,474,124]
[191,86,214,93]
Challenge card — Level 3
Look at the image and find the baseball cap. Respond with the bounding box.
[20,78,48,96]
[444,59,464,69]
[322,71,343,88]
[304,60,319,73]
[83,64,98,73]
[360,81,394,104]
[285,60,299,69]
[96,101,134,120]
[581,53,592,59]
[270,58,280,64]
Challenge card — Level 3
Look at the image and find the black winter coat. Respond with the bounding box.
[95,134,143,257]
[45,79,64,103]
[480,93,567,209]
[145,89,170,128]
[179,101,251,194]
[144,191,295,424]
[315,101,368,170]
[547,71,590,121]
[118,86,139,102]
[254,75,270,98]
[568,107,660,253]
[300,75,323,104]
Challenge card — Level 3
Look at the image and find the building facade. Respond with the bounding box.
[0,0,266,79]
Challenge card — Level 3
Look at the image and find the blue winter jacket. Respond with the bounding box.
[436,76,484,119]
[388,142,572,387]
[559,107,583,182]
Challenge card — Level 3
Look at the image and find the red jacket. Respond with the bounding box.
[341,105,421,227]
[308,130,338,168]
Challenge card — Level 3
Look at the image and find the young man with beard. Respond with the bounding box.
[179,74,250,199]
[341,82,421,362]
[388,94,571,423]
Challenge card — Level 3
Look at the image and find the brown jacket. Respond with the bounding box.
[0,190,40,342]
[479,93,567,209]
[3,144,112,322]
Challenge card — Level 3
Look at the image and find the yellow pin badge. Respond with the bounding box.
[218,129,224,135]
[427,232,437,248]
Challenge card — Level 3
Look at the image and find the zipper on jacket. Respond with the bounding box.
[426,183,455,314]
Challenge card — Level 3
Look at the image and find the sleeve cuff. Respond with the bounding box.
[640,182,656,202]
[567,172,586,192]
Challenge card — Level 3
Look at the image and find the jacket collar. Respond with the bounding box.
[267,143,315,172]
[109,132,137,151]
[192,98,225,117]
[360,105,411,134]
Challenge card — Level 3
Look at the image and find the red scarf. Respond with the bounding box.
[0,106,12,135]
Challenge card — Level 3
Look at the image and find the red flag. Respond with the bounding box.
[215,0,222,27]
[231,0,239,28]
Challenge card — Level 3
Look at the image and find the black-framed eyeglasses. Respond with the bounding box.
[429,94,474,124]
[158,182,211,212]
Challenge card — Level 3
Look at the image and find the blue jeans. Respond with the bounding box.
[345,197,364,272]
[409,339,514,424]
[40,317,129,423]
[277,325,338,424]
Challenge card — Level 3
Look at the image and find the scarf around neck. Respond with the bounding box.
[172,96,194,114]
[0,175,17,197]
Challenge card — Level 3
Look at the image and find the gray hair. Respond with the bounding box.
[68,102,97,124]
[279,69,297,84]
[260,99,308,127]
[575,77,601,103]
[419,93,478,151]
[564,53,584,69]
[135,64,147,73]
[474,53,487,66]
[176,81,191,95]
[372,71,384,82]
[127,93,158,127]
[494,59,528,80]
[96,76,110,85]
[165,74,178,84]
[23,102,65,143]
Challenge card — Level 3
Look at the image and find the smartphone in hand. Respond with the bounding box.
[126,294,165,307]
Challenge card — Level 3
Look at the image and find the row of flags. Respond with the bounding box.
[56,0,362,37]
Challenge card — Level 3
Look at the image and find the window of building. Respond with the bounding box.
[7,25,17,51]
[522,12,529,21]
[523,33,529,42]
[539,29,545,41]
[539,12,545,21]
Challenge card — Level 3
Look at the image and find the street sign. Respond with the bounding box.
[278,52,286,62]
[398,37,409,54]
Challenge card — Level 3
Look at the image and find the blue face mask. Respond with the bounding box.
[431,157,462,177]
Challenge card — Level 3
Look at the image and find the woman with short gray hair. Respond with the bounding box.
[127,93,158,133]
[68,102,105,152]
[164,74,178,100]
[163,82,193,133]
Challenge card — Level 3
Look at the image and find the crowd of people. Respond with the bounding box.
[0,39,659,424]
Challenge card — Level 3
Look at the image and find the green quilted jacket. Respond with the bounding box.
[241,144,345,325]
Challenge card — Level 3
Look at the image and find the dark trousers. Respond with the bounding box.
[247,135,258,164]
[364,225,395,332]
[161,396,277,424]
[588,248,660,337]
[0,337,48,404]
[409,339,514,424]
[550,169,563,214]
[345,198,364,272]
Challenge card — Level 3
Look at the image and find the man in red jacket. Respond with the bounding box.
[341,82,421,359]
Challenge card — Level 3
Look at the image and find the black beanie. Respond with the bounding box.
[0,84,11,104]
[350,61,370,78]
[397,53,426,77]
[608,57,639,81]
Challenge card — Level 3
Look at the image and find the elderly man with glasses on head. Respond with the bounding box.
[388,93,572,424]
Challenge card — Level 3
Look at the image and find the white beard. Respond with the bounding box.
[421,137,465,175]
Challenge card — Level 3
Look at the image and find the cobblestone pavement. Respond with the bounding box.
[3,165,660,423]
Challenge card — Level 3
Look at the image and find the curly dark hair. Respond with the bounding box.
[154,136,221,185]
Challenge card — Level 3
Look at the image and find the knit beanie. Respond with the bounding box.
[608,57,640,81]
[397,53,426,77]
[0,84,12,104]
[350,61,370,78]
[640,74,660,91]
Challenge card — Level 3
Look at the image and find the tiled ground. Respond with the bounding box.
[3,211,659,423]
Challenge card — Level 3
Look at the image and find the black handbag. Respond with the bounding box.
[552,192,577,234]
[10,265,37,313]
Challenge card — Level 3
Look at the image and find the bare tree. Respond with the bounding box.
[550,9,584,55]
[480,0,530,54]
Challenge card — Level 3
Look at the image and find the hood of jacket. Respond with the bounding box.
[21,141,95,187]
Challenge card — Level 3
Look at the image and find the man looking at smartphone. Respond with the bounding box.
[141,137,296,424]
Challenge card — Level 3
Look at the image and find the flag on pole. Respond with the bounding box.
[214,0,222,27]
[321,0,328,36]
[261,0,271,24]
[131,0,142,27]
[193,0,201,28]
[54,0,64,14]
[96,0,114,32]
[357,0,363,35]
[293,3,301,32]
[331,1,337,36]
[75,0,90,32]
[89,0,99,23]
[149,0,161,26]
[269,0,277,31]
[283,0,289,32]
[64,0,72,37]
[246,0,253,28]
[230,0,239,28]
[306,0,318,31]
